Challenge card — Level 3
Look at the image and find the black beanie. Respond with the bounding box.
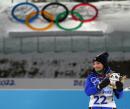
[93,52,109,68]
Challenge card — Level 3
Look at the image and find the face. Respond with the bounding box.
[93,61,104,71]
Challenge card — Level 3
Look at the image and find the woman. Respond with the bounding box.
[84,52,123,109]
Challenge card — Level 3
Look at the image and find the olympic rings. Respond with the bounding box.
[25,11,54,31]
[11,2,99,31]
[41,2,69,22]
[71,3,98,22]
[55,11,83,31]
[11,2,39,23]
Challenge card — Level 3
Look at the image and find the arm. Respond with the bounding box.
[84,76,101,96]
[84,76,110,96]
[113,81,123,99]
[113,89,123,99]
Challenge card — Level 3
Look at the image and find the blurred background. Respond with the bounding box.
[0,1,130,109]
[0,0,130,79]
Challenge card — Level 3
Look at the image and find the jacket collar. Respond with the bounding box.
[91,66,111,76]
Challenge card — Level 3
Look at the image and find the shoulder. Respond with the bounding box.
[85,71,100,86]
[85,71,97,81]
[105,66,112,74]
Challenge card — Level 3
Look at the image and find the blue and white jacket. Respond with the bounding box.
[84,67,123,108]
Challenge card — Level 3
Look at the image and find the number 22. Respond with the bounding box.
[94,96,107,104]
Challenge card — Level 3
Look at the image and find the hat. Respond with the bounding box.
[93,52,109,68]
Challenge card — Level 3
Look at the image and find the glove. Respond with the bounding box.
[116,81,123,91]
[98,78,110,89]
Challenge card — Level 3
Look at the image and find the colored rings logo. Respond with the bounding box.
[91,77,100,86]
[11,2,98,31]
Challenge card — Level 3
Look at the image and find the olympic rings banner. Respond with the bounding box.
[11,2,98,31]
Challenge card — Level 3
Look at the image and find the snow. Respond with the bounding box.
[124,87,130,91]
[1,51,130,78]
[0,1,130,38]
[1,1,130,79]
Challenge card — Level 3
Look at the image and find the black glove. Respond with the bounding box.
[116,81,123,91]
[98,78,110,89]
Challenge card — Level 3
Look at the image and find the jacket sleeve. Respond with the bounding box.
[84,76,101,96]
[113,89,123,99]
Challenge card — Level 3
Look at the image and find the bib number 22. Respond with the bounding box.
[94,96,107,104]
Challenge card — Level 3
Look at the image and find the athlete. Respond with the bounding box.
[84,52,123,109]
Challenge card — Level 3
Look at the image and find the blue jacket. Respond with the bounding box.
[84,67,123,99]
